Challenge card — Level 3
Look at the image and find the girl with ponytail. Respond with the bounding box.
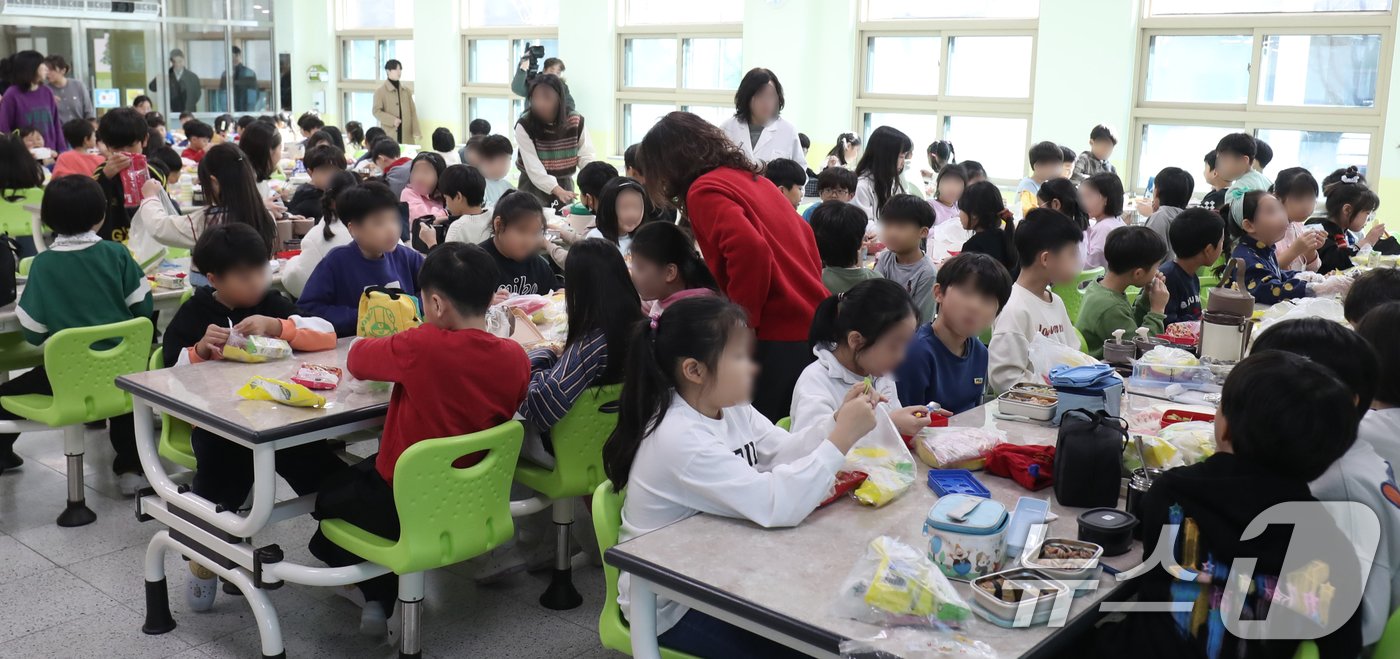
[959,180,1020,278]
[281,170,358,297]
[602,295,877,656]
[824,131,861,168]
[1308,166,1386,274]
[628,220,719,314]
[791,278,934,437]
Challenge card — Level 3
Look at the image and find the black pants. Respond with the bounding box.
[191,429,344,512]
[308,456,399,609]
[752,340,814,422]
[0,367,139,474]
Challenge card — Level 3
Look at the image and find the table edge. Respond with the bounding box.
[116,374,388,444]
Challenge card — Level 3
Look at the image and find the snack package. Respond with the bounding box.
[290,363,342,390]
[237,376,326,408]
[152,271,186,290]
[915,427,1007,470]
[844,407,917,507]
[1028,333,1098,381]
[1122,434,1179,472]
[821,471,869,507]
[221,331,293,363]
[121,153,149,207]
[1138,345,1200,379]
[1158,421,1217,465]
[833,536,972,627]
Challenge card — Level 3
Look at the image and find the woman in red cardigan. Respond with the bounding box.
[638,111,827,420]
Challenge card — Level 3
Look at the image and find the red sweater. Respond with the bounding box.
[347,324,529,483]
[685,167,826,342]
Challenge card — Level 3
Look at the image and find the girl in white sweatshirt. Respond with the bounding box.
[602,296,876,658]
[281,170,356,298]
[791,278,936,436]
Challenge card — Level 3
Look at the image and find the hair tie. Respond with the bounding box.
[1341,173,1360,184]
[649,316,659,331]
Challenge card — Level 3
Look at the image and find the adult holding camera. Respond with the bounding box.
[514,73,593,205]
[719,67,804,167]
[372,59,420,145]
[511,50,575,113]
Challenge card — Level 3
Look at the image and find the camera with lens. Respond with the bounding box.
[525,43,546,80]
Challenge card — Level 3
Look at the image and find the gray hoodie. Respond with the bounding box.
[47,78,94,125]
[1144,205,1185,261]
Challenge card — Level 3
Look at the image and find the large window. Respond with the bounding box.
[854,7,1037,184]
[461,0,560,139]
[335,0,414,130]
[1129,1,1393,193]
[615,1,742,152]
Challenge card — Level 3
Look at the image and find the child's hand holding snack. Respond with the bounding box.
[232,315,284,337]
[195,324,231,361]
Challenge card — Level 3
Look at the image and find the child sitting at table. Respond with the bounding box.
[1077,226,1168,359]
[927,163,966,226]
[369,139,410,197]
[1308,168,1386,275]
[958,180,1018,278]
[792,278,933,435]
[1134,208,1223,326]
[588,176,652,256]
[161,223,342,612]
[287,144,347,220]
[310,242,530,638]
[1217,133,1272,227]
[1095,350,1363,658]
[282,171,357,298]
[873,194,936,323]
[95,107,166,244]
[401,152,447,221]
[180,119,213,165]
[987,209,1083,393]
[1271,167,1325,272]
[299,181,425,336]
[51,118,105,179]
[1014,141,1062,217]
[811,200,880,296]
[1344,268,1400,327]
[603,296,876,659]
[1142,166,1194,261]
[478,134,516,207]
[576,160,618,214]
[0,175,152,491]
[480,191,560,296]
[762,158,806,210]
[1252,318,1399,649]
[1227,191,1348,304]
[802,166,857,222]
[1081,172,1126,269]
[629,221,719,314]
[414,164,491,250]
[896,253,1012,414]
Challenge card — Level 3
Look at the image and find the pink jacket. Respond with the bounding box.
[400,185,447,220]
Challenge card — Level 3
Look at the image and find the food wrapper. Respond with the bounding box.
[821,471,869,507]
[915,427,1007,470]
[1122,434,1179,472]
[1159,421,1216,465]
[1027,333,1098,382]
[833,536,972,627]
[852,456,915,508]
[1139,345,1200,379]
[844,407,917,508]
[290,363,341,390]
[152,271,186,289]
[1163,321,1201,343]
[237,376,326,408]
[221,331,293,363]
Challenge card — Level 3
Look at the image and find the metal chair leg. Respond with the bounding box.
[538,498,582,610]
[56,425,95,527]
[398,571,425,659]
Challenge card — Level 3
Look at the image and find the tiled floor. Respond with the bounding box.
[0,428,617,658]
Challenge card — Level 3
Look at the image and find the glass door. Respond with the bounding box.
[83,21,161,117]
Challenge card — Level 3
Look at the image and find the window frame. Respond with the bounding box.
[459,26,558,141]
[1126,3,1397,194]
[853,12,1038,186]
[614,23,742,153]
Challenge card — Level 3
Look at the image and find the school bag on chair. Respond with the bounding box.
[357,286,421,338]
[1052,409,1127,508]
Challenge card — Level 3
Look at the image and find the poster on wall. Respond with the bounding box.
[95,89,120,109]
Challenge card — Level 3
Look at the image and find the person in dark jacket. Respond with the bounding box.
[149,49,203,113]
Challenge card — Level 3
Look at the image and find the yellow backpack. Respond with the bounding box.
[356,286,421,338]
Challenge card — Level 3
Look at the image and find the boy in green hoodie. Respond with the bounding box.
[1076,225,1168,358]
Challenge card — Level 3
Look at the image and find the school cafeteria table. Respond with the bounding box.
[116,339,392,658]
[610,396,1167,659]
[0,282,189,334]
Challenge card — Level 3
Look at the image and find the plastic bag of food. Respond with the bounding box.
[821,470,869,507]
[290,363,341,390]
[237,376,326,408]
[1027,333,1097,382]
[221,331,293,363]
[839,628,998,659]
[1256,297,1347,334]
[1159,421,1216,465]
[833,536,973,628]
[499,294,552,316]
[915,426,1007,470]
[1122,434,1181,472]
[1138,345,1200,379]
[845,406,916,507]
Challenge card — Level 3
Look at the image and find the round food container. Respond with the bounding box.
[924,494,1009,581]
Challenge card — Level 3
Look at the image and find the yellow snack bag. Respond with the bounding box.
[237,376,326,408]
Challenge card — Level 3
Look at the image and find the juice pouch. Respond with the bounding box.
[121,153,149,207]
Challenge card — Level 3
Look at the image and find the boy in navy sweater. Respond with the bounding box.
[1135,208,1224,326]
[298,181,425,336]
[896,253,1012,414]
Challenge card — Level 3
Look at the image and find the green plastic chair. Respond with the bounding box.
[0,187,42,238]
[1198,265,1220,306]
[321,421,523,658]
[0,332,44,377]
[146,350,196,471]
[1074,326,1088,353]
[1371,607,1400,658]
[592,480,702,659]
[17,256,32,276]
[0,317,154,526]
[1052,267,1103,326]
[514,383,623,610]
[1292,641,1318,659]
[776,416,791,431]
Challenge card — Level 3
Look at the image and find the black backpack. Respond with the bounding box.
[0,235,18,308]
[1053,409,1127,509]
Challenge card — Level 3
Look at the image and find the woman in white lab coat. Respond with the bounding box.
[718,68,806,168]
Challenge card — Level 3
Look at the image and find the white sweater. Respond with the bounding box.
[1361,408,1400,471]
[790,347,899,433]
[852,172,900,225]
[444,209,493,247]
[618,395,843,634]
[281,219,352,298]
[987,283,1078,393]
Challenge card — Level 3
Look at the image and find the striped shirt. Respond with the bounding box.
[520,328,609,430]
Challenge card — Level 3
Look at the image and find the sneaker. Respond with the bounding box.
[117,471,148,497]
[359,601,389,637]
[0,451,21,472]
[185,570,217,612]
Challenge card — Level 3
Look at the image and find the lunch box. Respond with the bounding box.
[996,388,1057,422]
[924,494,1008,581]
[1020,538,1104,587]
[1077,508,1137,557]
[970,568,1069,626]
